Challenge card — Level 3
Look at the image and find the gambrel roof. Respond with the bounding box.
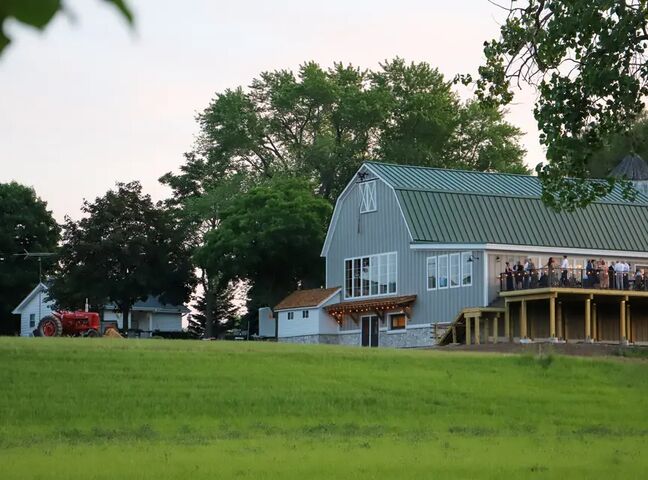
[323,161,648,256]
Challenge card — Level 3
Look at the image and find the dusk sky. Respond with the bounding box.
[0,0,541,222]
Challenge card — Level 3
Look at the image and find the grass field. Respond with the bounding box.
[1,339,648,479]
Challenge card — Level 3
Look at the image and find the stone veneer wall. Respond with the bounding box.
[278,326,433,348]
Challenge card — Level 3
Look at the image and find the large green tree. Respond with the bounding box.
[195,177,332,325]
[49,181,195,331]
[477,0,648,209]
[0,182,59,334]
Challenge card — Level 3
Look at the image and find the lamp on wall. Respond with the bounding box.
[467,255,480,263]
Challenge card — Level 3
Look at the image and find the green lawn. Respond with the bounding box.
[1,338,647,479]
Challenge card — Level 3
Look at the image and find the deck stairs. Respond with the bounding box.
[436,306,505,346]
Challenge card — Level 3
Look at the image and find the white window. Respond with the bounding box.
[438,255,448,289]
[461,252,473,286]
[302,310,309,318]
[29,313,35,328]
[359,180,377,213]
[287,312,294,320]
[450,253,460,288]
[344,252,396,299]
[426,256,437,290]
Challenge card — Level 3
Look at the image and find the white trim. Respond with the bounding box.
[339,329,361,334]
[438,254,449,289]
[359,180,377,213]
[387,329,406,334]
[483,252,489,307]
[449,253,460,288]
[426,256,437,291]
[411,243,648,259]
[12,282,48,314]
[406,323,432,329]
[343,251,397,300]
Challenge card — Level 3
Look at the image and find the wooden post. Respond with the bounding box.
[484,315,490,344]
[452,326,457,344]
[474,316,481,345]
[592,303,597,341]
[549,296,556,340]
[504,302,511,342]
[520,300,528,339]
[493,314,499,344]
[620,300,626,344]
[465,315,472,346]
[627,304,632,344]
[557,301,563,340]
[585,298,591,342]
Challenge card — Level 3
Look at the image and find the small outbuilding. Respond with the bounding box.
[273,287,341,344]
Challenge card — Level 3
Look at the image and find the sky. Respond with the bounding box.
[0,0,542,222]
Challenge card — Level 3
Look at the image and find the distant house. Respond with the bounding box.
[274,161,648,348]
[12,283,188,336]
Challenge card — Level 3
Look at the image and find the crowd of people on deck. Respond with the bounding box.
[502,255,647,291]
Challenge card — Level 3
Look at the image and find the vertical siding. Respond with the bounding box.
[325,169,485,325]
[19,293,54,336]
[278,309,321,337]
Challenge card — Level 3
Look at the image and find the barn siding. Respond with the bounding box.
[325,168,486,327]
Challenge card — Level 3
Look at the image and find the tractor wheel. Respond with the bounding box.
[38,315,63,337]
[85,329,99,338]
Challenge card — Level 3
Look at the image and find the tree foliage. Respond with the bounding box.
[0,0,133,55]
[186,284,239,338]
[49,181,195,331]
[186,58,527,203]
[0,182,59,334]
[195,177,332,317]
[476,0,648,209]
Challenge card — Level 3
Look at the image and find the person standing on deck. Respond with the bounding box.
[614,261,624,289]
[599,259,609,289]
[560,255,569,286]
[504,262,514,291]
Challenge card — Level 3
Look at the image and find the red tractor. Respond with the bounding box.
[37,311,101,337]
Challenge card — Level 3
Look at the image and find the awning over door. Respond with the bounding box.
[325,295,417,321]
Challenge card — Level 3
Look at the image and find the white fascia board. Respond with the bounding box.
[411,242,648,259]
[12,283,47,314]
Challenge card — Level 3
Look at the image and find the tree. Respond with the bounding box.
[186,284,239,338]
[189,59,527,203]
[195,177,332,323]
[0,0,133,55]
[49,181,195,331]
[476,0,648,209]
[0,182,59,334]
[588,114,648,178]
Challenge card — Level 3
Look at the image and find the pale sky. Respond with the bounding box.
[0,0,542,222]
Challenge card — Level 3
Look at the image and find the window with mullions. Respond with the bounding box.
[390,313,406,330]
[461,252,473,286]
[427,256,437,290]
[359,180,377,213]
[438,255,449,289]
[450,253,460,288]
[344,252,396,298]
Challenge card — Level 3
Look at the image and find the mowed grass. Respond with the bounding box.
[1,339,648,479]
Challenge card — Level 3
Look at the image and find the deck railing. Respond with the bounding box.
[499,267,647,292]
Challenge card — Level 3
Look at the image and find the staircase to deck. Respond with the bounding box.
[436,307,506,346]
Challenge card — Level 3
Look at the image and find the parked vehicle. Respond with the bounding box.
[36,311,101,337]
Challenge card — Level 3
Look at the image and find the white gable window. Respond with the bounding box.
[461,252,473,286]
[344,252,396,299]
[450,253,460,288]
[426,256,437,290]
[359,180,377,213]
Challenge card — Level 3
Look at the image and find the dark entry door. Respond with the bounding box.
[361,316,379,347]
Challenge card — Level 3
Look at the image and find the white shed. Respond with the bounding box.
[273,287,341,341]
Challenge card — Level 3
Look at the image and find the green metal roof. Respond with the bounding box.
[364,162,648,251]
[366,161,648,205]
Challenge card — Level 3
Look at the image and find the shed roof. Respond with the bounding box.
[611,154,648,181]
[274,287,340,311]
[363,162,648,252]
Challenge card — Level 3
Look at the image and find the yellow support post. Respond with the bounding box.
[474,316,481,345]
[465,315,472,346]
[484,315,489,344]
[520,300,528,339]
[620,300,626,344]
[549,296,556,340]
[592,303,597,341]
[585,298,591,342]
[504,302,511,342]
[493,314,499,344]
